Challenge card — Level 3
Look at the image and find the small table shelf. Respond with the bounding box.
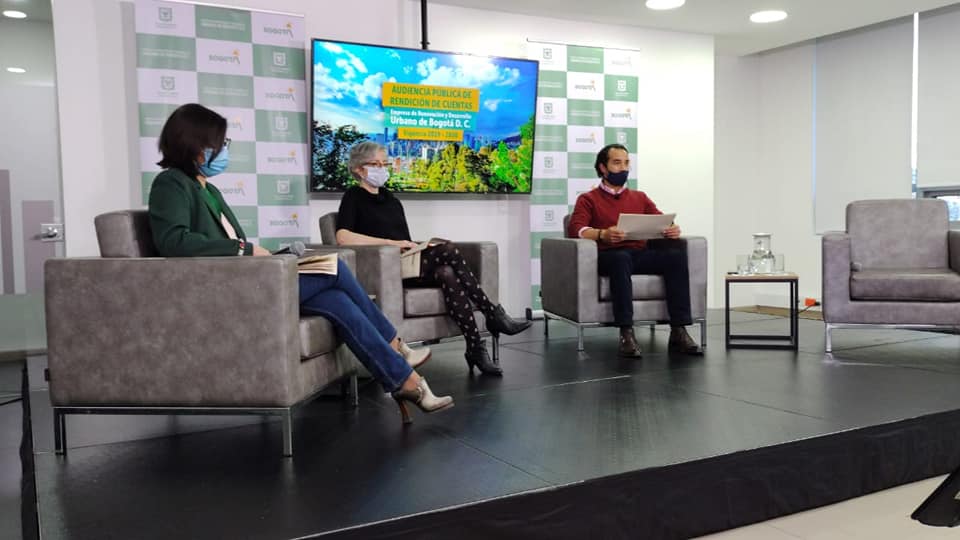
[725,273,799,350]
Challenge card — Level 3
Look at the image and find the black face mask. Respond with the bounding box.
[606,170,629,187]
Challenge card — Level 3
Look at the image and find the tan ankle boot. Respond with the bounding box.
[398,339,431,369]
[391,378,454,424]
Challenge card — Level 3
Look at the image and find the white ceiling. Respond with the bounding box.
[429,0,960,55]
[0,0,51,23]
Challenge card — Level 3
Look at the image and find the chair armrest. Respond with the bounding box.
[649,236,708,319]
[452,241,499,305]
[822,232,853,322]
[44,256,302,407]
[304,245,356,273]
[540,238,599,322]
[950,230,960,273]
[337,245,405,325]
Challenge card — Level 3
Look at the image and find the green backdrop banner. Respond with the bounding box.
[527,42,640,310]
[135,0,309,251]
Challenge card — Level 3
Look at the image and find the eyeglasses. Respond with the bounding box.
[223,138,232,149]
[362,161,388,168]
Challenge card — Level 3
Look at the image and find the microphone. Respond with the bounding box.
[272,240,306,256]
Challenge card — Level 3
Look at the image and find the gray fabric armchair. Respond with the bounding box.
[317,212,501,359]
[822,199,960,352]
[44,210,359,457]
[540,216,708,351]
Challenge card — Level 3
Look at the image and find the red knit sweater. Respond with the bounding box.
[567,187,662,250]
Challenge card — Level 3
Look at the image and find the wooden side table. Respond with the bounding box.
[725,273,799,350]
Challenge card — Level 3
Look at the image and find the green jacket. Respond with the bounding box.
[148,168,253,257]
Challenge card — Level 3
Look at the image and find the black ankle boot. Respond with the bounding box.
[485,304,532,336]
[465,341,502,376]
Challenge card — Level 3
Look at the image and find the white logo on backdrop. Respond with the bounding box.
[273,52,287,67]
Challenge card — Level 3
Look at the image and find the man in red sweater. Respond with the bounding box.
[567,144,702,357]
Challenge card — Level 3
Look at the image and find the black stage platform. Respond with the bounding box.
[23,310,960,539]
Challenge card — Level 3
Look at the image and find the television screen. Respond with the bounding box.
[310,39,538,193]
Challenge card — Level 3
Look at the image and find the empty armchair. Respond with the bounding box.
[44,210,359,457]
[317,212,502,359]
[540,216,708,351]
[822,199,960,352]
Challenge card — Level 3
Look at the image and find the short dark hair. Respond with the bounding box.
[157,103,227,177]
[594,144,629,178]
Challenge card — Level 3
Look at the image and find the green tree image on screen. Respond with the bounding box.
[311,115,534,194]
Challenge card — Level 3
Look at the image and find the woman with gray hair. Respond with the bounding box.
[335,141,531,376]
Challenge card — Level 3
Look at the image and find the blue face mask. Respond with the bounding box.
[606,170,629,187]
[199,146,229,177]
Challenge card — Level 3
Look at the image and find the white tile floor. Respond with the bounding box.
[697,476,958,539]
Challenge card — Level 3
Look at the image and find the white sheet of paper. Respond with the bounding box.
[616,213,676,240]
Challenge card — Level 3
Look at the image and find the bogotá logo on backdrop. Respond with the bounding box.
[229,116,243,131]
[574,132,597,145]
[265,87,297,104]
[158,7,173,23]
[573,80,597,92]
[161,76,175,91]
[267,150,298,165]
[616,131,628,144]
[543,156,555,170]
[610,108,633,121]
[274,116,289,132]
[543,102,553,115]
[617,79,627,92]
[543,209,556,224]
[273,52,287,67]
[209,49,242,65]
[269,212,300,228]
[542,48,553,60]
[276,180,291,194]
[263,21,295,38]
[219,181,246,197]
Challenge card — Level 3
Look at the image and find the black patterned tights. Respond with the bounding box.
[419,243,496,351]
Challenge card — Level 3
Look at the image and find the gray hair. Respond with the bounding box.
[348,141,386,181]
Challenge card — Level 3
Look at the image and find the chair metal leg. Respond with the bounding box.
[577,326,584,352]
[492,334,500,363]
[349,374,359,408]
[54,409,66,455]
[825,323,833,353]
[649,324,656,331]
[281,410,293,457]
[700,321,707,350]
[543,314,549,336]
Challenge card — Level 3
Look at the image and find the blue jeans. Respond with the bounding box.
[299,259,412,392]
[597,246,693,328]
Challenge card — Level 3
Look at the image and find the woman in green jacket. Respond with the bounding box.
[147,104,450,423]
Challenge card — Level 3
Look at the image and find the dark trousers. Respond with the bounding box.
[414,242,496,351]
[597,246,693,328]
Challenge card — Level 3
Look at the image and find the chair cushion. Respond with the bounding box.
[404,287,447,317]
[299,316,337,359]
[850,268,960,301]
[599,275,666,301]
[847,200,949,270]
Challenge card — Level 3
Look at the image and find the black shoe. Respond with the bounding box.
[485,304,532,336]
[668,326,703,355]
[465,341,502,376]
[618,327,643,358]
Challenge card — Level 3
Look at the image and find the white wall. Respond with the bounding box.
[715,44,819,308]
[52,0,715,315]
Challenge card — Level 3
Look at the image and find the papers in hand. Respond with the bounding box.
[297,253,338,275]
[616,213,677,240]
